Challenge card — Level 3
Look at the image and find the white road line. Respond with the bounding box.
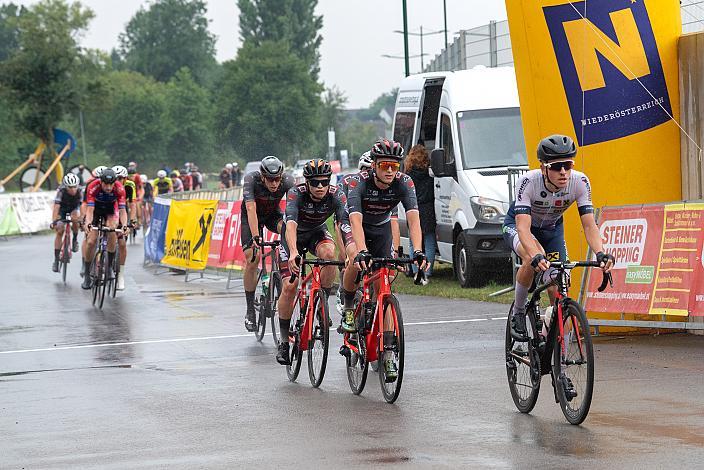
[0,317,506,356]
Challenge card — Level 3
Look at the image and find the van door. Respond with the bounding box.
[434,111,457,262]
[416,78,444,151]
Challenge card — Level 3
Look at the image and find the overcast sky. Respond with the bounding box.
[14,0,507,108]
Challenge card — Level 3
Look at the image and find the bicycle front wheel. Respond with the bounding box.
[91,253,102,306]
[61,232,70,284]
[269,272,282,347]
[552,300,594,425]
[505,302,541,414]
[378,295,404,404]
[307,290,330,388]
[286,298,303,382]
[110,245,120,299]
[254,291,266,342]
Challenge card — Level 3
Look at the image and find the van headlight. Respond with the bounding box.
[470,197,506,224]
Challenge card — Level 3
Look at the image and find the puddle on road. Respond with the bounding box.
[0,364,132,377]
[359,447,412,465]
[590,412,704,447]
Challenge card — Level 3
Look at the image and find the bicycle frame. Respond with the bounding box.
[292,264,324,353]
[59,213,72,262]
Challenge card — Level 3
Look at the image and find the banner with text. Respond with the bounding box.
[161,199,218,270]
[585,202,704,316]
[144,197,171,264]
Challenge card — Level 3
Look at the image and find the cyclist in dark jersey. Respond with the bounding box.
[341,139,428,381]
[241,156,295,331]
[274,159,346,365]
[50,174,83,272]
[81,169,128,290]
[503,134,614,343]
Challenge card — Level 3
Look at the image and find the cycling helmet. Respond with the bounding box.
[370,139,404,161]
[358,151,373,171]
[171,170,180,177]
[100,168,117,184]
[112,165,128,178]
[157,170,167,178]
[140,174,148,183]
[260,156,284,177]
[537,134,577,163]
[303,159,332,178]
[63,173,80,187]
[92,165,107,178]
[225,163,233,170]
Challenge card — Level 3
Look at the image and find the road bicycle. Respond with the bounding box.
[89,223,123,309]
[286,253,345,388]
[339,255,422,404]
[247,240,284,344]
[54,213,73,284]
[505,260,612,424]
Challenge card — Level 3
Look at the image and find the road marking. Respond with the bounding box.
[0,317,506,356]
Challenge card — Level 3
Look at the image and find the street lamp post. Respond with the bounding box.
[402,0,410,77]
[392,27,445,73]
[443,0,448,46]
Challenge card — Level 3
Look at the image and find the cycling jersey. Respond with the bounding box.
[241,171,295,218]
[505,169,594,230]
[172,177,183,192]
[346,170,418,226]
[54,185,83,214]
[85,179,126,214]
[123,180,136,203]
[153,177,173,195]
[180,174,192,191]
[143,182,154,200]
[285,184,347,232]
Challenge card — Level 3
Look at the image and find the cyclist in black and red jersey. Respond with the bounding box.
[50,173,83,272]
[274,159,347,365]
[81,169,128,290]
[241,156,295,331]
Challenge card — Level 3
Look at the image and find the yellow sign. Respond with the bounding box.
[506,0,682,294]
[162,199,218,270]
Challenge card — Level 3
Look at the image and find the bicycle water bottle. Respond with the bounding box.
[262,272,270,296]
[541,306,554,337]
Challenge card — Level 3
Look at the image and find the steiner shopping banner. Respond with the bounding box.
[585,202,704,316]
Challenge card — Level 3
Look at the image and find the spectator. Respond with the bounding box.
[191,165,203,190]
[220,164,233,189]
[405,144,436,283]
[231,162,242,187]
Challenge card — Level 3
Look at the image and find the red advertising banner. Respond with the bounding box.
[585,202,704,317]
[207,201,233,268]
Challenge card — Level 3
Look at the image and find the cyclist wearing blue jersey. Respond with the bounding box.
[503,135,614,341]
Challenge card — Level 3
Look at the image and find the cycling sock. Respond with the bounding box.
[279,318,291,342]
[54,249,60,261]
[514,281,529,314]
[84,260,91,272]
[342,289,355,309]
[245,290,255,310]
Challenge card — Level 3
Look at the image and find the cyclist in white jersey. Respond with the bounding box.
[502,135,614,342]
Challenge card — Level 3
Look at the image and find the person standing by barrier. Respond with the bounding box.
[241,156,294,331]
[405,145,436,284]
[220,164,233,189]
[191,165,203,190]
[231,163,242,187]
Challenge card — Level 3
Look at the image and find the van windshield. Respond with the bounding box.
[457,108,527,169]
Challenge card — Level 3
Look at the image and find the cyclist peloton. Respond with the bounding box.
[50,173,82,272]
[241,156,295,331]
[504,134,614,347]
[274,159,347,365]
[341,139,428,380]
[81,169,128,290]
[153,170,173,196]
[113,165,136,290]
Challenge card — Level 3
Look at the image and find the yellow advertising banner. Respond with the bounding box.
[161,199,218,270]
[506,0,683,293]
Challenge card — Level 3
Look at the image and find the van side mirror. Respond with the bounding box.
[430,148,456,177]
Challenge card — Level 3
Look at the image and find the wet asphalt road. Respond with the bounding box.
[1,234,704,469]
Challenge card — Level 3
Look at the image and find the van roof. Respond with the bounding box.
[396,66,520,112]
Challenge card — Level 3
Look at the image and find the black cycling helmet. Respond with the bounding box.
[537,134,577,163]
[100,168,117,184]
[127,167,137,175]
[260,156,284,177]
[303,159,332,178]
[370,138,404,161]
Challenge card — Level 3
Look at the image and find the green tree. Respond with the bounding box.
[215,41,321,162]
[0,3,24,62]
[165,67,215,168]
[311,85,346,156]
[0,0,96,144]
[118,0,216,86]
[359,88,398,121]
[238,0,322,77]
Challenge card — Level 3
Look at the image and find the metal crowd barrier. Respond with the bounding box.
[161,187,242,202]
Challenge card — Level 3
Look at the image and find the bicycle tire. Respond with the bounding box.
[346,329,368,395]
[254,291,266,342]
[378,295,404,404]
[99,249,109,309]
[91,251,101,305]
[307,290,329,388]
[552,300,594,425]
[269,272,282,347]
[286,298,303,382]
[505,302,541,413]
[110,245,120,298]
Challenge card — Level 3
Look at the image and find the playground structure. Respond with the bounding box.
[0,129,90,193]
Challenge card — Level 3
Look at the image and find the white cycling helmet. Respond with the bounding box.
[112,165,128,178]
[225,163,233,170]
[358,151,373,171]
[92,165,107,178]
[140,174,148,183]
[62,173,80,187]
[157,170,167,178]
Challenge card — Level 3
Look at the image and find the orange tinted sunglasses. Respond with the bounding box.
[377,161,400,172]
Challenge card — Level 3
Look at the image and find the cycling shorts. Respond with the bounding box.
[502,221,567,262]
[278,225,335,278]
[240,212,283,247]
[91,206,119,227]
[360,221,394,259]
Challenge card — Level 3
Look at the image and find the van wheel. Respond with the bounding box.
[454,232,481,288]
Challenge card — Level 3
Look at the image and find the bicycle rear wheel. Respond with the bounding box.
[110,245,120,298]
[269,272,282,346]
[378,295,404,404]
[346,328,368,395]
[307,290,330,388]
[505,302,541,413]
[553,300,594,425]
[286,298,304,382]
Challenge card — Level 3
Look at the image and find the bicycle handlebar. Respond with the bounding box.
[547,260,613,292]
[89,226,124,233]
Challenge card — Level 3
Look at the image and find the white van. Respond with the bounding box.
[392,67,528,287]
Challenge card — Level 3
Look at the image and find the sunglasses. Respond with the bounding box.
[545,160,574,172]
[265,176,282,183]
[376,161,401,172]
[308,178,330,188]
